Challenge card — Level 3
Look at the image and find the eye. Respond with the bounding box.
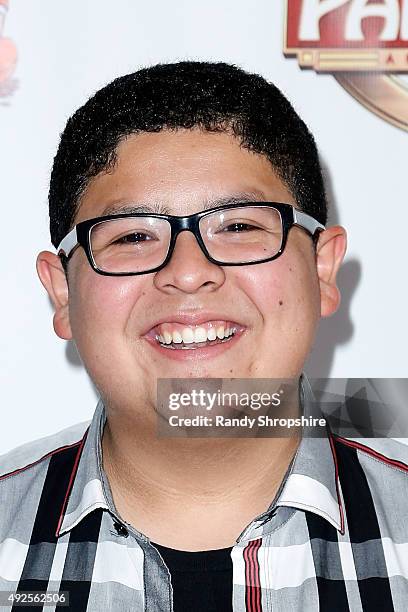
[114,232,153,244]
[222,222,260,232]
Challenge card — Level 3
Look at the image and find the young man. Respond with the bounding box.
[1,61,407,612]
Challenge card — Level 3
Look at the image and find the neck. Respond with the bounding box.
[101,390,301,550]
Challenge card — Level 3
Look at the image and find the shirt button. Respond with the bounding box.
[113,521,129,537]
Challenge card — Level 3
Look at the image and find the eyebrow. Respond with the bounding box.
[100,191,269,217]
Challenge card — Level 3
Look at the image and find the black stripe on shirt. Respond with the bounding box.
[12,443,82,612]
[56,509,103,611]
[306,512,349,611]
[335,438,394,611]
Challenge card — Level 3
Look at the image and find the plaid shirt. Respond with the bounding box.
[1,376,408,611]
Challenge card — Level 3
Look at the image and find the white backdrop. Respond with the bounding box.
[1,0,407,453]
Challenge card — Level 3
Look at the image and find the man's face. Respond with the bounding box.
[38,129,345,417]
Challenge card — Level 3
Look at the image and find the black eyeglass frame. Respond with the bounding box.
[57,202,325,277]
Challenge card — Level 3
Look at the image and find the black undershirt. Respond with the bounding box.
[152,542,233,612]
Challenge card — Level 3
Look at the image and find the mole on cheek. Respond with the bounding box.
[278,300,283,306]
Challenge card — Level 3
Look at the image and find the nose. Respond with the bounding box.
[153,229,226,294]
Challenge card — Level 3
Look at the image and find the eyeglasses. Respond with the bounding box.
[57,202,325,276]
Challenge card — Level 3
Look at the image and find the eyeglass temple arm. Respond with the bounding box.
[57,226,78,259]
[293,210,325,237]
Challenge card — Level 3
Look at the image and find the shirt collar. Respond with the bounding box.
[56,374,345,538]
[273,374,345,534]
[57,397,113,537]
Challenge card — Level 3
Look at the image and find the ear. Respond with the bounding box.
[315,225,347,318]
[36,251,73,340]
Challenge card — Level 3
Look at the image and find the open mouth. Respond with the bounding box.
[156,327,238,350]
[147,320,245,351]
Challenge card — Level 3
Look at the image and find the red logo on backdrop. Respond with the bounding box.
[284,0,408,131]
[0,0,17,101]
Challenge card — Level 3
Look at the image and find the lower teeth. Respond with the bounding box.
[157,333,235,349]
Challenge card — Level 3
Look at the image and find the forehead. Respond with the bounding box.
[75,129,295,224]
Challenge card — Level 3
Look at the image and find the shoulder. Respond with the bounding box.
[0,419,90,482]
[0,420,91,561]
[332,435,408,547]
[333,435,408,533]
[333,435,408,477]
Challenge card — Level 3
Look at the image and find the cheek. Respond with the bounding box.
[238,250,320,377]
[68,268,144,353]
[238,248,320,328]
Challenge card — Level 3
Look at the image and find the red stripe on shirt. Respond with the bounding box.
[244,538,262,612]
[55,427,89,537]
[328,432,346,534]
[334,435,408,473]
[0,439,84,482]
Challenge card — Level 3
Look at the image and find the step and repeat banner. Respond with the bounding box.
[0,0,406,451]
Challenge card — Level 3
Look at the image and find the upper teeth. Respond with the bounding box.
[156,326,237,345]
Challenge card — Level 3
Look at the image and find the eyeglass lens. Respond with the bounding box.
[89,206,283,273]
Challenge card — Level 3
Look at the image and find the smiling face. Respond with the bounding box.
[37,129,346,419]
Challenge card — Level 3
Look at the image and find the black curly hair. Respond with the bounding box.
[49,60,328,255]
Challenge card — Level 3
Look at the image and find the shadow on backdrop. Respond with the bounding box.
[305,158,360,378]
